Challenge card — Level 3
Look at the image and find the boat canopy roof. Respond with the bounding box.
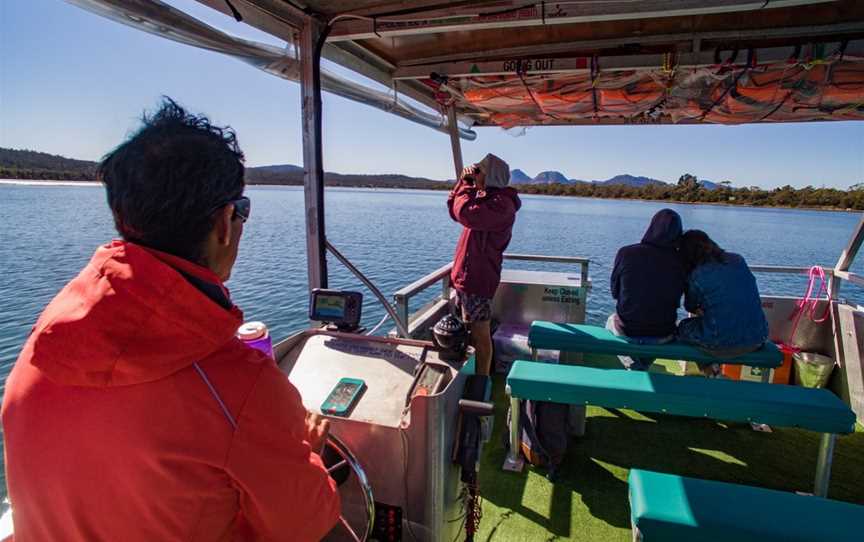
[191,0,864,128]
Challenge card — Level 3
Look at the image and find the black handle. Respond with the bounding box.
[459,399,494,417]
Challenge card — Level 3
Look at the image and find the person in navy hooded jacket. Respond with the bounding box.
[606,209,687,370]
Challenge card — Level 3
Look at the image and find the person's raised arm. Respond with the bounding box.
[448,167,476,223]
[226,364,340,541]
[447,180,463,222]
[451,190,516,232]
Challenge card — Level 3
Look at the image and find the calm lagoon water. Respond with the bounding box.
[2,183,863,379]
[1,182,863,496]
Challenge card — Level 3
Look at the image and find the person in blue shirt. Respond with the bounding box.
[607,209,687,370]
[677,230,769,376]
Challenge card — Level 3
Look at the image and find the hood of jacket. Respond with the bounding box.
[641,209,683,248]
[26,240,243,387]
[478,153,511,189]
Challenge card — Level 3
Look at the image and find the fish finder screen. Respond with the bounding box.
[309,289,362,329]
[315,294,346,319]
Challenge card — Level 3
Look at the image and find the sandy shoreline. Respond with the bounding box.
[0,179,101,187]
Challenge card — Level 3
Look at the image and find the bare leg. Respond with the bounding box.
[700,362,721,378]
[471,320,493,376]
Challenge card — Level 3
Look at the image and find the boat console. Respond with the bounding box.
[277,323,477,542]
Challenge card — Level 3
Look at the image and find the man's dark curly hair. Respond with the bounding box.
[99,97,245,263]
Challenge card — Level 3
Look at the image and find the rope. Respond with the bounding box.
[590,56,600,117]
[366,312,391,336]
[758,90,793,121]
[662,52,678,95]
[223,0,243,21]
[833,99,864,116]
[698,66,747,122]
[517,70,561,121]
[785,266,833,349]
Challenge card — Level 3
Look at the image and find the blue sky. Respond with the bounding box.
[2,0,862,188]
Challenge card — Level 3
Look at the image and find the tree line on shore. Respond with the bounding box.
[2,147,862,210]
[516,174,864,211]
[0,167,97,181]
[0,148,97,181]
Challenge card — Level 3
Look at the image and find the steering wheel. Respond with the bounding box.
[323,434,375,542]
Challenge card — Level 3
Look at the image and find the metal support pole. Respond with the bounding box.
[446,105,464,179]
[394,296,410,338]
[326,240,410,338]
[814,433,837,497]
[828,216,863,368]
[299,18,329,293]
[441,275,451,304]
[503,388,525,472]
[831,214,864,298]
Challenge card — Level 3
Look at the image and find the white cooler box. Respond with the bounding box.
[493,323,559,374]
[492,323,586,436]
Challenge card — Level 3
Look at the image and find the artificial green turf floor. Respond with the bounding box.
[475,357,864,541]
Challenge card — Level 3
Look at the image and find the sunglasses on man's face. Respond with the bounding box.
[210,196,251,223]
[230,196,251,223]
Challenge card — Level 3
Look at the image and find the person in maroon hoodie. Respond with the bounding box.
[2,99,340,541]
[448,153,522,375]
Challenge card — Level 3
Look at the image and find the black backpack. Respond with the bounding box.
[508,399,570,476]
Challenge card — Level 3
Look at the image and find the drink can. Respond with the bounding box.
[237,321,274,359]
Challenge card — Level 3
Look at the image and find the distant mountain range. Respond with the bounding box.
[245,163,444,188]
[510,169,722,190]
[0,148,444,189]
[0,147,724,190]
[531,170,570,185]
[509,169,533,184]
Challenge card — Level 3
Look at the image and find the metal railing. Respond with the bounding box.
[376,248,864,337]
[749,265,834,276]
[833,270,864,289]
[502,253,591,286]
[392,253,591,337]
[393,262,453,335]
[749,265,864,295]
[390,259,863,338]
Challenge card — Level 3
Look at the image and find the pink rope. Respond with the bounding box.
[785,266,833,349]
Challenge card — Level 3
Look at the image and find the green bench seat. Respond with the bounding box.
[506,361,855,434]
[629,469,863,542]
[529,321,783,368]
[503,361,855,496]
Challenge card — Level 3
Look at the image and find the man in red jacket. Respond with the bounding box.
[448,153,521,375]
[1,99,340,541]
